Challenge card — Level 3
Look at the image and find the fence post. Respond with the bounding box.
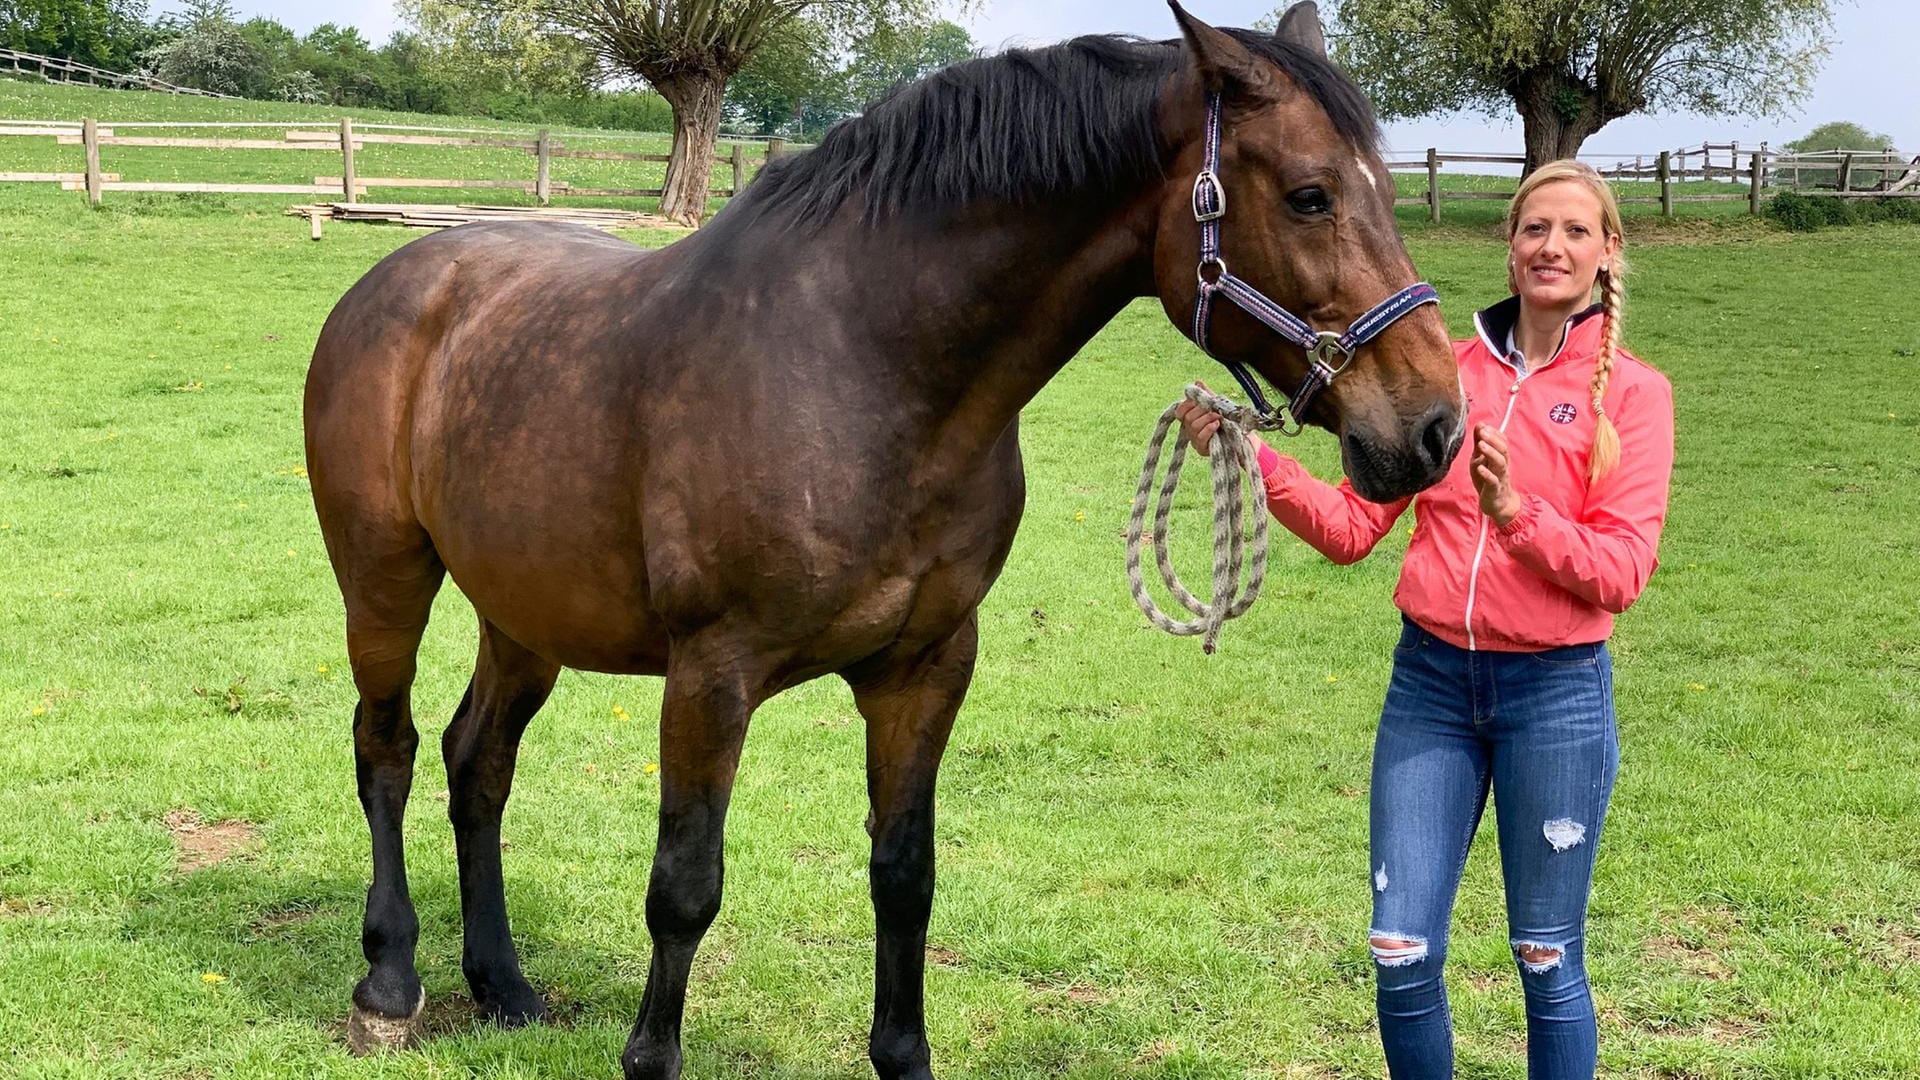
[1758,141,1768,188]
[1426,147,1439,224]
[1730,141,1739,183]
[1749,150,1762,214]
[82,117,102,206]
[1838,153,1853,194]
[535,128,551,206]
[1658,150,1672,217]
[767,137,785,162]
[730,142,746,196]
[339,117,356,203]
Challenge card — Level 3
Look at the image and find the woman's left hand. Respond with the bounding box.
[1470,424,1524,526]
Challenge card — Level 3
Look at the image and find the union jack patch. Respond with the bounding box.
[1548,402,1578,424]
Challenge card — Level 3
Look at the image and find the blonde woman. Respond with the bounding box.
[1179,161,1674,1077]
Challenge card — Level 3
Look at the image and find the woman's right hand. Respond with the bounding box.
[1172,392,1226,456]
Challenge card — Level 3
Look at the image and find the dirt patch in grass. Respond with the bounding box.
[164,809,259,872]
[1643,934,1734,981]
[925,943,963,968]
[1,896,55,918]
[247,903,322,936]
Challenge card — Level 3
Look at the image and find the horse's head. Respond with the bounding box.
[1152,2,1464,502]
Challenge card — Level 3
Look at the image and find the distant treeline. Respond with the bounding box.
[1,0,674,130]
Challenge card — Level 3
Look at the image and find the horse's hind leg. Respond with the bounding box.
[443,619,561,1026]
[845,615,978,1080]
[337,536,444,1053]
[621,644,764,1080]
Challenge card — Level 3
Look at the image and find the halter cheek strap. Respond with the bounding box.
[1190,92,1440,435]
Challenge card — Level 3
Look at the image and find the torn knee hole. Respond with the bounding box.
[1514,942,1564,972]
[1368,933,1429,967]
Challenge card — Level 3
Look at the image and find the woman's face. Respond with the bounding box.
[1509,181,1620,311]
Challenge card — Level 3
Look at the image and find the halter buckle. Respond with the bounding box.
[1308,330,1354,376]
[1191,170,1226,223]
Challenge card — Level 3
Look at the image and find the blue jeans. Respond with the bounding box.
[1369,616,1618,1080]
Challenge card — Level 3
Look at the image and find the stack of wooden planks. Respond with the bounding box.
[288,201,683,239]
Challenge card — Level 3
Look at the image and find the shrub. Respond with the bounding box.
[1768,191,1920,231]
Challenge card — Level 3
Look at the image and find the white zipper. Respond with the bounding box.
[1463,375,1525,651]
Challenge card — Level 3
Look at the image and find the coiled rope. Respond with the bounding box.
[1125,383,1276,654]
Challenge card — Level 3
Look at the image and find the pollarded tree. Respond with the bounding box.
[1317,0,1836,174]
[405,0,959,226]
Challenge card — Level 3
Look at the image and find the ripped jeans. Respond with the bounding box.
[1368,616,1618,1080]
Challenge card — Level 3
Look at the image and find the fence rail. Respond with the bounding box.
[1,48,236,98]
[0,117,797,207]
[1391,144,1916,222]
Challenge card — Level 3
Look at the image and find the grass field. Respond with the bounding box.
[4,84,1920,1080]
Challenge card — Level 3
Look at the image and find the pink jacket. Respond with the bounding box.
[1256,298,1675,652]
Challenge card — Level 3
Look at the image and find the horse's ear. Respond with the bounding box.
[1168,1,1270,97]
[1273,2,1327,58]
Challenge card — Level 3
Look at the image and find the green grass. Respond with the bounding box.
[3,86,1920,1080]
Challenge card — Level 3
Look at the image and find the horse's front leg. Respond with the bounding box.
[621,644,764,1080]
[845,614,978,1080]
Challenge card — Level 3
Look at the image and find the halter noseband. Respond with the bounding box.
[1190,92,1440,435]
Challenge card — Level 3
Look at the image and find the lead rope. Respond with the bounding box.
[1125,383,1273,654]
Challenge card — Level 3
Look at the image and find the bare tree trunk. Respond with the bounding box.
[1513,71,1607,178]
[656,73,727,227]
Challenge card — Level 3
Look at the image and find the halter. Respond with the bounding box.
[1190,92,1440,435]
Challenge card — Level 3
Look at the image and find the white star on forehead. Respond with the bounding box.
[1356,153,1380,193]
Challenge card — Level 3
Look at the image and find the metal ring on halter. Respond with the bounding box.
[1308,330,1353,375]
[1196,256,1228,289]
[1272,401,1305,438]
[1192,170,1226,222]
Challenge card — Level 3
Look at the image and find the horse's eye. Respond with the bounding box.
[1287,187,1332,215]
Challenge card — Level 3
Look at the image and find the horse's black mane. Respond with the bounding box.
[733,29,1382,228]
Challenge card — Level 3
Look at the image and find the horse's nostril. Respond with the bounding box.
[1420,407,1460,471]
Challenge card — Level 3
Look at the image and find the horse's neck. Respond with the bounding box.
[835,197,1159,450]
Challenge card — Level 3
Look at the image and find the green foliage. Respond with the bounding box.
[724,16,844,136]
[1318,0,1836,163]
[138,0,268,96]
[1769,191,1920,232]
[0,0,151,70]
[1786,120,1896,155]
[724,15,975,138]
[844,17,973,108]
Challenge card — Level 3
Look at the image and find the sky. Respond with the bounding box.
[159,1,1917,159]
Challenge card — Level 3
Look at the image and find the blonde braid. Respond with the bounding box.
[1588,264,1625,483]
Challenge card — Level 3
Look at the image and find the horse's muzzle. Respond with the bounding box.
[1343,402,1465,503]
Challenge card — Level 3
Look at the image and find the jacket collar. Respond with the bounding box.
[1472,295,1604,374]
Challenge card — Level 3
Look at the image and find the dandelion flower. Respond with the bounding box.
[1688,682,1707,692]
[643,762,659,775]
[1325,674,1339,684]
[30,706,46,717]
[316,664,329,675]
[201,972,226,984]
[1074,510,1086,522]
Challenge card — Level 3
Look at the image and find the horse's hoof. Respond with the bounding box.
[345,989,425,1055]
[620,1043,682,1080]
[480,984,550,1029]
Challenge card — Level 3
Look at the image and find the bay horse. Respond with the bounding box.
[303,4,1464,1077]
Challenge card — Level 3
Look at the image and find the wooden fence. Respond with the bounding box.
[1392,145,1919,223]
[1,48,235,98]
[6,117,1915,220]
[0,118,793,205]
